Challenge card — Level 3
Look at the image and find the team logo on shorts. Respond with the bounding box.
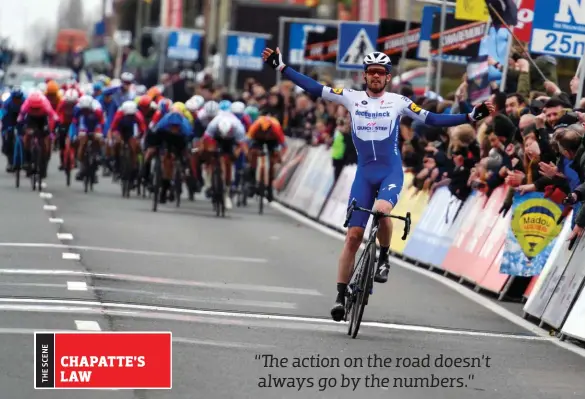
[330,88,343,95]
[409,102,423,114]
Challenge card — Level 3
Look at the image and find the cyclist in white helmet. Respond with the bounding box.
[200,114,246,209]
[263,47,495,322]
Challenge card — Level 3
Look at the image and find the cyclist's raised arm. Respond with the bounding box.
[399,95,494,127]
[262,47,350,107]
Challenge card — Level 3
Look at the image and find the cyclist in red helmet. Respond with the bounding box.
[17,91,58,176]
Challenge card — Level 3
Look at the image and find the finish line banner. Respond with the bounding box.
[34,332,172,389]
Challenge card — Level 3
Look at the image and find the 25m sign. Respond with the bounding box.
[34,332,172,389]
[530,0,585,59]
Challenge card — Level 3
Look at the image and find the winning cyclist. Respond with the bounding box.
[262,47,494,321]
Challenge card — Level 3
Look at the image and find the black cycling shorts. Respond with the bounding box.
[250,139,280,153]
[148,132,186,156]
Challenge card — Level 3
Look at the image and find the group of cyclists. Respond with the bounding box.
[0,71,287,210]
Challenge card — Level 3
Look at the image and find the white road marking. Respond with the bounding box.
[43,205,57,211]
[62,253,80,260]
[56,233,73,241]
[270,201,585,359]
[172,337,274,349]
[75,320,101,331]
[0,269,321,295]
[0,328,271,349]
[49,218,64,224]
[0,298,557,342]
[0,281,296,309]
[0,243,267,263]
[41,182,47,189]
[39,192,53,199]
[67,281,87,291]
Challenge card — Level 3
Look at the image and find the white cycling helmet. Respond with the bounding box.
[185,99,199,114]
[190,95,205,110]
[120,72,134,83]
[78,95,94,109]
[135,85,147,95]
[64,89,79,102]
[120,100,138,115]
[203,101,219,118]
[110,78,121,87]
[231,101,245,114]
[217,118,232,138]
[363,51,392,73]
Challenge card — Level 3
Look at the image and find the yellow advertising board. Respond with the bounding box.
[455,0,489,22]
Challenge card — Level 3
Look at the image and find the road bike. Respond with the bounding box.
[28,127,48,192]
[255,144,272,215]
[119,140,134,198]
[11,128,23,188]
[210,149,225,217]
[81,132,99,193]
[343,199,411,338]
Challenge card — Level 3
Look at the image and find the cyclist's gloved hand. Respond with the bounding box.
[262,47,286,72]
[467,100,494,122]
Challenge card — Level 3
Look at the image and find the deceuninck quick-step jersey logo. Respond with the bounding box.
[355,110,391,118]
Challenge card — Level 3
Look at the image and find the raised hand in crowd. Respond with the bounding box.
[515,58,530,73]
[539,161,559,179]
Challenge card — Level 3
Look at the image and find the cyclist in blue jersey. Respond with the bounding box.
[263,47,494,321]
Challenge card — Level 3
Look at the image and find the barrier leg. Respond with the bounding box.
[498,276,514,301]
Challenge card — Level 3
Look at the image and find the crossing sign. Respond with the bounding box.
[337,22,378,70]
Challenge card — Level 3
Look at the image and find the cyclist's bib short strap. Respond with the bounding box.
[346,163,404,229]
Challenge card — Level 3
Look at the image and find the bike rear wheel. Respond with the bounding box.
[152,155,162,212]
[174,161,182,208]
[120,145,132,198]
[347,239,375,339]
[212,158,224,217]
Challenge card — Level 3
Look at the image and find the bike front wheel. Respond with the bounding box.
[347,239,375,339]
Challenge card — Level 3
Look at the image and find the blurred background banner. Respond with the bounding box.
[431,13,485,57]
[377,19,421,66]
[466,55,490,105]
[303,25,338,64]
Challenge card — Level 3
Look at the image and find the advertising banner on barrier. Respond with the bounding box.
[523,215,575,319]
[477,245,508,293]
[561,237,585,340]
[500,192,564,276]
[289,146,330,212]
[402,187,460,267]
[274,145,308,197]
[441,191,487,275]
[389,174,429,254]
[541,235,585,329]
[305,149,335,218]
[320,165,356,231]
[280,146,320,206]
[462,188,511,284]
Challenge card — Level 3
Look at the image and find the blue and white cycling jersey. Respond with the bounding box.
[280,65,471,228]
[321,87,429,166]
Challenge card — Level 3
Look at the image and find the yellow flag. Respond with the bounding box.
[455,0,489,22]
